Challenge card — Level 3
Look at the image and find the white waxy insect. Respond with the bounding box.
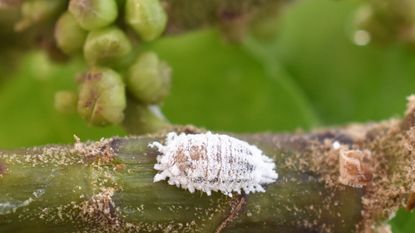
[150,132,278,197]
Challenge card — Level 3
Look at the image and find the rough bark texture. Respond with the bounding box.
[2,95,415,233]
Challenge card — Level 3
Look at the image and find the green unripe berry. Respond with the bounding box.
[125,0,167,41]
[77,67,126,126]
[69,0,118,31]
[126,52,171,104]
[54,90,77,114]
[84,27,132,66]
[55,12,87,55]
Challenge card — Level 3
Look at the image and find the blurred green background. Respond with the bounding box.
[0,0,414,231]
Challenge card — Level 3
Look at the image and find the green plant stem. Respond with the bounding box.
[0,126,367,233]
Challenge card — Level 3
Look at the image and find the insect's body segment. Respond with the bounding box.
[150,132,278,197]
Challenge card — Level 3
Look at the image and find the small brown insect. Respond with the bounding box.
[338,149,372,188]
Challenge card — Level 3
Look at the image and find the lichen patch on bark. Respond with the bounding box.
[79,187,121,230]
[73,135,115,164]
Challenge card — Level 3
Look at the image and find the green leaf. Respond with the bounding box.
[390,209,415,233]
[149,29,318,132]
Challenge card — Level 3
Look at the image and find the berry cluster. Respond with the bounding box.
[53,0,170,132]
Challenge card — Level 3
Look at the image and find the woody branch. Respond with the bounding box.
[2,96,415,232]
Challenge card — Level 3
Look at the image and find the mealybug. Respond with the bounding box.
[150,132,278,197]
